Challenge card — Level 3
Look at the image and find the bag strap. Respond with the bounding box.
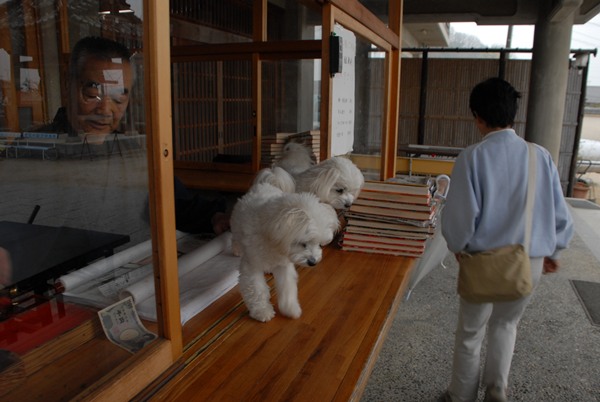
[524,142,537,251]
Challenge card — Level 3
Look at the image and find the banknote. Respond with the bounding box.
[98,296,157,353]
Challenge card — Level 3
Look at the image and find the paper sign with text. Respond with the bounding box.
[331,23,356,156]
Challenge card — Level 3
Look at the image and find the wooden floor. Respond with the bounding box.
[136,246,415,402]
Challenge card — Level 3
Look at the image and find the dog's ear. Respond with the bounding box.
[264,206,312,251]
[316,203,340,245]
[311,166,340,200]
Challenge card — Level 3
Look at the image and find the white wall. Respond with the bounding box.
[582,114,600,140]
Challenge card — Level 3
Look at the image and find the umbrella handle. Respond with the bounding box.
[434,175,451,200]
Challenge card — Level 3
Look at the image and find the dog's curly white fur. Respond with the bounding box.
[252,166,296,193]
[293,156,364,210]
[230,183,339,322]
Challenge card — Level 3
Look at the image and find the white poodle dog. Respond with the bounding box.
[273,141,315,175]
[230,182,339,322]
[293,156,364,210]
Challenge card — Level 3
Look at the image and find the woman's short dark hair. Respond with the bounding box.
[469,77,521,128]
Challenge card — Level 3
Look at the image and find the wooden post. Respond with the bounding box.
[383,0,403,180]
[320,4,334,160]
[144,0,182,356]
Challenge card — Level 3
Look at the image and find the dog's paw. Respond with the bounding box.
[279,301,302,319]
[249,305,276,322]
[231,241,242,257]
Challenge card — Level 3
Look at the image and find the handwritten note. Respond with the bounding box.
[331,23,356,156]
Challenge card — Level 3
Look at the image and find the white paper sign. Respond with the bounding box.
[331,24,356,156]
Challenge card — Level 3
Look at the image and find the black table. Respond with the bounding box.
[0,221,130,295]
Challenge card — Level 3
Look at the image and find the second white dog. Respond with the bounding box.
[294,156,364,210]
[230,182,339,322]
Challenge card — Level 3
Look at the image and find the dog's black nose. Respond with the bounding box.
[307,258,317,266]
[344,201,352,208]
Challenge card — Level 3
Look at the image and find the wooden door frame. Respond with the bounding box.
[320,0,402,180]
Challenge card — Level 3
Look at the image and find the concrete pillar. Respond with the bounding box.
[525,4,576,162]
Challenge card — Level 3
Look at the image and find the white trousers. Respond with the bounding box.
[448,257,544,402]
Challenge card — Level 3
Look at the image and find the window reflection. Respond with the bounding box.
[172,60,254,163]
[337,33,385,180]
[262,59,321,166]
[0,1,154,400]
[358,0,389,25]
[267,0,321,41]
[353,38,385,158]
[171,0,252,44]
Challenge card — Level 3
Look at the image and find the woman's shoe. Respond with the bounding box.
[483,385,508,402]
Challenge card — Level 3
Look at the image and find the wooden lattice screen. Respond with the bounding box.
[397,56,584,192]
[172,60,253,163]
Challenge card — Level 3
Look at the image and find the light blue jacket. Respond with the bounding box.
[441,129,573,259]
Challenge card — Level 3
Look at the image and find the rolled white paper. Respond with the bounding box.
[57,231,187,292]
[136,250,240,324]
[57,239,152,292]
[178,231,232,276]
[120,231,232,304]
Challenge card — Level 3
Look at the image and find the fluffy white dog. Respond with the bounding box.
[273,142,315,175]
[230,182,339,322]
[294,156,364,210]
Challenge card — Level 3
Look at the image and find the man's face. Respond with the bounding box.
[70,57,133,137]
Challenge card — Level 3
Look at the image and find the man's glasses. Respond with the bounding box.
[80,81,129,107]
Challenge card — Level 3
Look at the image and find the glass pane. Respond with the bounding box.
[267,0,321,41]
[171,0,252,44]
[358,0,389,25]
[341,34,385,179]
[0,1,160,399]
[261,59,321,166]
[172,60,253,164]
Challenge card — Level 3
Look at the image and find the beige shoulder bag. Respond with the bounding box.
[457,143,536,303]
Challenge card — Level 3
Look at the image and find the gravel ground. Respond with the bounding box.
[361,230,600,402]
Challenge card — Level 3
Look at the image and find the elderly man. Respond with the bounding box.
[37,36,133,142]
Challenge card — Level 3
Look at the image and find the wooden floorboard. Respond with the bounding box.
[140,246,415,401]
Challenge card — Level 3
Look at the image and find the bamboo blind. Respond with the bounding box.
[172,60,253,162]
[170,0,252,38]
[397,56,583,191]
